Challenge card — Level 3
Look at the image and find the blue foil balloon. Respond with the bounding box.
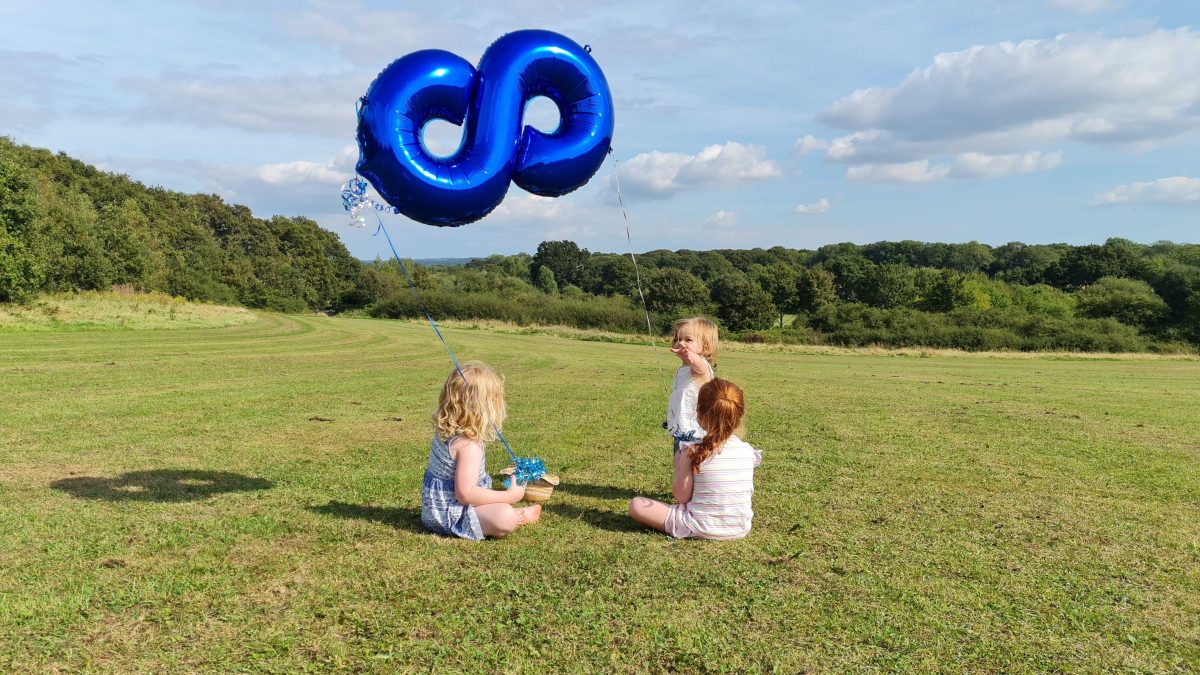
[356,30,615,227]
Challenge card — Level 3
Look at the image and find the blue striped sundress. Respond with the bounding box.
[420,435,493,540]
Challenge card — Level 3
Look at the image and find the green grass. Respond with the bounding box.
[1,311,1198,672]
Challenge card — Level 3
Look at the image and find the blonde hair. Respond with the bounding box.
[672,317,719,367]
[433,362,506,442]
[688,378,745,473]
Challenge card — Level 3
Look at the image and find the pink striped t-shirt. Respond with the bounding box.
[678,436,762,540]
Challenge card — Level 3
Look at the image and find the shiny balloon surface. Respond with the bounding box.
[356,30,614,226]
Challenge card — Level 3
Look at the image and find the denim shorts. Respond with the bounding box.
[671,430,699,454]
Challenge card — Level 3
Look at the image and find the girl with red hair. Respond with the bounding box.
[630,378,762,539]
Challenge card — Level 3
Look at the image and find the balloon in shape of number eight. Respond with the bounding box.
[356,30,615,227]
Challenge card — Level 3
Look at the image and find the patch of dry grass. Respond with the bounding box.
[0,290,257,332]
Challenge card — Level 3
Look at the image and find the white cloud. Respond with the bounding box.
[703,210,738,226]
[1050,0,1117,14]
[949,151,1063,178]
[845,152,1063,183]
[824,123,1074,165]
[818,29,1200,177]
[615,142,781,199]
[126,71,361,137]
[254,145,357,186]
[491,194,569,220]
[795,198,831,214]
[91,145,365,223]
[1093,176,1200,205]
[101,144,611,238]
[847,160,949,183]
[256,161,345,186]
[793,134,828,156]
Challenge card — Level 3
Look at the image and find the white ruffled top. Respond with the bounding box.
[667,361,715,441]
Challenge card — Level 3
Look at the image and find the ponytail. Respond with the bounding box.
[688,378,745,473]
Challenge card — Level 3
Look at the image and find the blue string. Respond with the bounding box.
[370,212,519,464]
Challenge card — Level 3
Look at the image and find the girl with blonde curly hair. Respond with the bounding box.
[666,317,719,454]
[420,362,540,539]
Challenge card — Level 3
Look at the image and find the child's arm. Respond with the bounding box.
[688,351,713,382]
[672,448,694,503]
[670,345,714,383]
[451,438,525,506]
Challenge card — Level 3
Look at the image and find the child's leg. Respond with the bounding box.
[476,503,542,538]
[628,497,670,532]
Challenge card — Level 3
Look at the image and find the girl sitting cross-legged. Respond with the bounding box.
[630,378,762,540]
[420,362,541,540]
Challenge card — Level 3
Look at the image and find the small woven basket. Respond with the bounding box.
[500,467,559,503]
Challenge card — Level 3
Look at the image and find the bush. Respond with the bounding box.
[1074,276,1168,327]
[800,303,1150,352]
[370,289,650,332]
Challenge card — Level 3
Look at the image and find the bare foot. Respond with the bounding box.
[518,504,542,526]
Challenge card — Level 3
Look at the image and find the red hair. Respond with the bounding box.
[688,378,744,473]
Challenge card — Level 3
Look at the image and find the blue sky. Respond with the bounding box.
[2,0,1197,259]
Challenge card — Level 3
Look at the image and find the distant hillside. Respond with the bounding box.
[358,258,475,267]
[0,137,362,311]
[415,257,475,267]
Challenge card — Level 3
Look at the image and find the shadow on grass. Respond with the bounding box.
[307,501,426,533]
[555,482,669,502]
[545,502,647,533]
[51,469,273,503]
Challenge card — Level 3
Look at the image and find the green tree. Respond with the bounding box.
[97,199,158,288]
[692,251,738,282]
[0,150,42,302]
[1047,241,1140,290]
[501,254,532,281]
[991,242,1066,284]
[941,241,994,272]
[646,267,708,314]
[1011,283,1075,319]
[535,265,559,294]
[795,266,837,313]
[531,240,588,289]
[1074,276,1168,327]
[709,273,776,331]
[863,263,917,309]
[822,255,874,303]
[0,137,367,310]
[1185,292,1200,341]
[919,270,995,312]
[754,263,800,328]
[402,260,437,292]
[39,189,115,291]
[588,254,637,297]
[920,269,969,312]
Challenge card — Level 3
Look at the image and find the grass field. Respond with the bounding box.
[2,311,1198,672]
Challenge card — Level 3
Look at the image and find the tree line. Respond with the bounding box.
[3,137,1197,352]
[0,137,361,311]
[368,238,1197,352]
